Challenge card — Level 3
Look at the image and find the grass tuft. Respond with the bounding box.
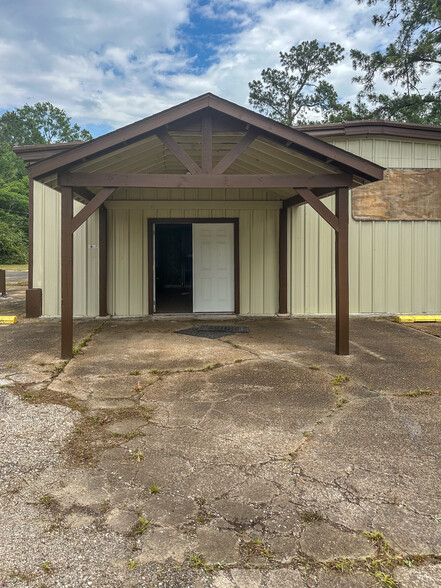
[300,510,324,523]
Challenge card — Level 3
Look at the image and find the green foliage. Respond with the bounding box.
[351,0,441,123]
[0,103,92,263]
[0,142,26,182]
[0,145,28,264]
[0,210,28,263]
[248,40,346,125]
[0,102,92,146]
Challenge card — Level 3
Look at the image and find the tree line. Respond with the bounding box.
[0,104,91,263]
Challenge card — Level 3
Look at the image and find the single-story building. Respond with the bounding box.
[14,94,441,358]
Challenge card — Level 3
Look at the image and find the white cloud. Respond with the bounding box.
[0,0,427,132]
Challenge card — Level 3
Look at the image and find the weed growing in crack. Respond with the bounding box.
[134,381,143,392]
[130,516,150,536]
[300,510,324,523]
[195,495,211,525]
[128,559,138,570]
[234,358,243,363]
[130,370,140,376]
[331,558,354,573]
[309,365,321,370]
[41,561,54,574]
[52,361,68,376]
[373,571,399,588]
[333,374,350,386]
[101,500,110,512]
[406,389,433,397]
[73,336,91,356]
[131,450,144,462]
[362,530,390,553]
[188,553,223,573]
[184,367,194,372]
[149,483,160,495]
[336,397,348,408]
[241,536,273,560]
[72,323,104,356]
[149,369,170,378]
[143,407,154,421]
[123,429,143,440]
[39,495,53,508]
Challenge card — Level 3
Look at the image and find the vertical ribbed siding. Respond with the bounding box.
[288,137,441,315]
[107,203,279,316]
[33,181,99,316]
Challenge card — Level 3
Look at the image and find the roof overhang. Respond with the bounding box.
[21,93,384,185]
[13,142,85,164]
[298,119,441,141]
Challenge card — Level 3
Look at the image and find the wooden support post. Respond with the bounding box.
[279,207,288,313]
[99,206,107,317]
[28,175,34,289]
[61,187,74,359]
[335,187,349,355]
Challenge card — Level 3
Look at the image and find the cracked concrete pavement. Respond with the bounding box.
[1,288,440,587]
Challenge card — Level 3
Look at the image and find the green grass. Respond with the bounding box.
[0,264,28,271]
[130,516,150,536]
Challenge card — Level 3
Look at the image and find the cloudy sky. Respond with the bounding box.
[0,0,395,137]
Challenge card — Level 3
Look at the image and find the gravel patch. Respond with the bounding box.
[0,390,131,587]
[0,389,77,491]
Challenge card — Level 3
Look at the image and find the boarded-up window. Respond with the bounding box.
[352,169,441,221]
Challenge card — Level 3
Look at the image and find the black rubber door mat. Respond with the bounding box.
[175,325,249,339]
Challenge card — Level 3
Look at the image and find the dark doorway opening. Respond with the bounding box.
[154,224,193,313]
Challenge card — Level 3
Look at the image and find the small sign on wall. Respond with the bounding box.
[352,169,441,221]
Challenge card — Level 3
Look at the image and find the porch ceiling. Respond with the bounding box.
[63,131,347,200]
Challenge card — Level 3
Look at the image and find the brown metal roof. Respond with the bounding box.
[13,142,85,163]
[24,93,384,183]
[297,119,441,141]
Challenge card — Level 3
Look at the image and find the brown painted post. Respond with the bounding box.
[335,187,349,355]
[99,206,107,316]
[0,269,6,297]
[279,207,288,313]
[61,187,74,359]
[28,175,34,289]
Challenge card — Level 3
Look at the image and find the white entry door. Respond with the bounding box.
[193,223,234,312]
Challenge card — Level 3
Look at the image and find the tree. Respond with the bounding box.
[351,0,441,123]
[0,103,92,263]
[248,40,347,125]
[0,102,92,146]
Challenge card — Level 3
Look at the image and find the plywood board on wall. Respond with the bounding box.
[352,169,441,220]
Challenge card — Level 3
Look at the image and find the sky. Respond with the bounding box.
[0,0,398,137]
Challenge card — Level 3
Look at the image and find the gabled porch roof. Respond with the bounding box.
[26,93,383,189]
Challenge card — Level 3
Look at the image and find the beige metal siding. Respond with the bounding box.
[33,181,99,316]
[288,138,441,315]
[107,199,280,316]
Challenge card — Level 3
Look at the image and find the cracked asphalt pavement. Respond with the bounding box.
[0,287,440,587]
